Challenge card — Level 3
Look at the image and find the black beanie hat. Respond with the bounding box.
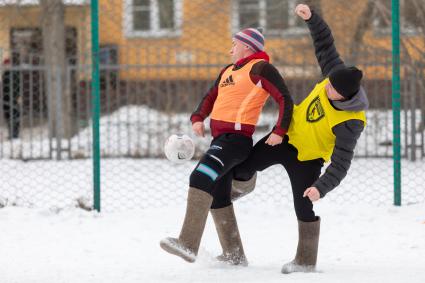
[329,67,363,99]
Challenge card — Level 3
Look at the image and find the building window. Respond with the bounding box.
[124,0,182,38]
[100,45,119,66]
[373,0,421,35]
[233,0,308,37]
[99,45,119,90]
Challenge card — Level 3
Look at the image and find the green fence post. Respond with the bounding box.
[392,0,401,206]
[91,0,101,212]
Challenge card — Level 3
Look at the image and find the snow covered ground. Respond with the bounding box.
[0,201,424,283]
[1,105,424,282]
[0,156,424,282]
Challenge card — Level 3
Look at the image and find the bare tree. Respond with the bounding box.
[348,0,375,63]
[384,0,425,131]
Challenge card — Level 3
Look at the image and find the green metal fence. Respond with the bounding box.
[0,0,424,211]
[391,0,401,206]
[91,0,101,211]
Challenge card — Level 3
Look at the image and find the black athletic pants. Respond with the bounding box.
[189,133,253,209]
[234,134,324,222]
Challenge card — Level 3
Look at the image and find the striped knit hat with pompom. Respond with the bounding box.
[234,27,265,52]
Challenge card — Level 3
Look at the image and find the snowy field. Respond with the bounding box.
[0,157,424,282]
[1,105,424,282]
[0,201,424,283]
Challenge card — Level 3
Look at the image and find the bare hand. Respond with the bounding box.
[303,187,320,202]
[295,4,312,20]
[192,121,205,137]
[265,133,283,146]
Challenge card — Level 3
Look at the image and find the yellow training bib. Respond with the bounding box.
[287,78,366,162]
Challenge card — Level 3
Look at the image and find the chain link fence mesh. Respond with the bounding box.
[0,0,424,211]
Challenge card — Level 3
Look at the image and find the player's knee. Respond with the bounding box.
[189,162,220,192]
[233,166,255,181]
[189,170,204,189]
[210,197,231,209]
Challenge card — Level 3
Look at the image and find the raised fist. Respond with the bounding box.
[295,4,312,20]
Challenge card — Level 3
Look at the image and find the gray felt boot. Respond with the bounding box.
[281,217,320,274]
[160,187,213,263]
[211,204,248,266]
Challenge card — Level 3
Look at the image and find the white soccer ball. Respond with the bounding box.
[164,134,195,163]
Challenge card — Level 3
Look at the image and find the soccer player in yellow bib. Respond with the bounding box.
[232,4,368,274]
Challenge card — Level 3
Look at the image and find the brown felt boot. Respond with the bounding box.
[281,217,320,274]
[231,172,257,201]
[211,204,248,266]
[160,187,213,263]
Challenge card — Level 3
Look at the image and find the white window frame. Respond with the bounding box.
[124,0,183,38]
[373,0,420,36]
[232,0,308,37]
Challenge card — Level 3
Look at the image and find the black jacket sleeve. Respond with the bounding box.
[250,61,293,136]
[313,119,365,197]
[306,11,345,77]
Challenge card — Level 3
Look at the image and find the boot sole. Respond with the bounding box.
[160,238,196,263]
[281,263,316,274]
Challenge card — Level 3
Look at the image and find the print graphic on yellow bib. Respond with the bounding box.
[306,96,325,122]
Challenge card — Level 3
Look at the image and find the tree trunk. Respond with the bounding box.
[40,0,73,141]
[348,0,375,64]
[411,0,425,132]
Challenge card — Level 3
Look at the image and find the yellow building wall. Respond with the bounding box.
[0,5,91,70]
[99,0,232,80]
[99,0,425,81]
[0,0,423,82]
[97,0,423,81]
[98,0,320,80]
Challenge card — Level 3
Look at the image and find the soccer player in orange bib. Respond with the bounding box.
[161,27,293,265]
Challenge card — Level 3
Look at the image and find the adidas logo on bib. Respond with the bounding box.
[220,75,235,87]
